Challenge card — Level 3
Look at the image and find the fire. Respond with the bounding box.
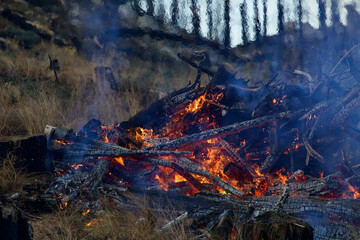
[70,163,83,170]
[59,201,68,210]
[174,173,186,183]
[82,209,90,216]
[155,175,169,191]
[114,157,125,166]
[347,184,360,199]
[55,139,73,145]
[85,218,103,227]
[93,87,360,200]
[274,168,288,185]
[185,94,206,113]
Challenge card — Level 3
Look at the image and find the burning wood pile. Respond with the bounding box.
[43,52,360,239]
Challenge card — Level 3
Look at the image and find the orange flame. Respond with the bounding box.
[85,218,103,227]
[114,157,125,166]
[82,209,90,216]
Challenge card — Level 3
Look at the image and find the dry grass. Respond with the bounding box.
[32,195,196,240]
[0,153,27,194]
[0,38,193,135]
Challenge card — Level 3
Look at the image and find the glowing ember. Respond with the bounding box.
[348,185,360,199]
[85,218,102,227]
[114,157,125,166]
[55,139,73,145]
[71,163,83,170]
[59,201,68,210]
[82,209,90,216]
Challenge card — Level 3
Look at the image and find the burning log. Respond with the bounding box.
[45,125,191,160]
[223,162,253,182]
[61,143,190,159]
[143,158,244,197]
[147,108,309,151]
[219,139,256,178]
[117,79,202,130]
[266,175,346,199]
[34,49,360,240]
[169,162,207,192]
[49,158,109,206]
[260,155,280,173]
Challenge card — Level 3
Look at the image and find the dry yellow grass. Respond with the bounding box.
[32,195,195,240]
[0,38,193,135]
[0,153,27,194]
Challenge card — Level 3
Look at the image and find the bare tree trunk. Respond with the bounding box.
[240,2,248,44]
[171,0,179,26]
[276,0,284,71]
[331,0,339,26]
[297,0,303,32]
[146,0,154,15]
[224,0,231,47]
[254,0,261,42]
[277,0,284,34]
[297,0,303,69]
[263,0,267,37]
[206,0,213,39]
[191,0,201,37]
[318,0,326,30]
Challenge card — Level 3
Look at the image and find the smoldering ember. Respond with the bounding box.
[1,0,360,240]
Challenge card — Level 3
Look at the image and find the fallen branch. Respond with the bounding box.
[144,158,244,197]
[46,125,191,159]
[178,53,215,77]
[147,108,309,151]
[219,139,256,178]
[302,134,324,166]
[51,158,109,205]
[330,43,360,74]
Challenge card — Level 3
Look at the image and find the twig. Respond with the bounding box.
[12,203,44,220]
[302,134,324,166]
[299,98,338,121]
[178,53,215,77]
[294,70,317,84]
[342,150,356,177]
[161,211,189,231]
[330,43,360,74]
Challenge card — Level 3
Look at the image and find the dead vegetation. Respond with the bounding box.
[0,153,26,194]
[32,195,194,240]
[0,40,192,135]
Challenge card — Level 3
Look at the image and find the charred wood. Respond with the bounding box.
[143,158,244,197]
[147,108,310,151]
[49,158,109,205]
[118,80,202,130]
[46,125,190,159]
[219,139,256,178]
[302,134,324,166]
